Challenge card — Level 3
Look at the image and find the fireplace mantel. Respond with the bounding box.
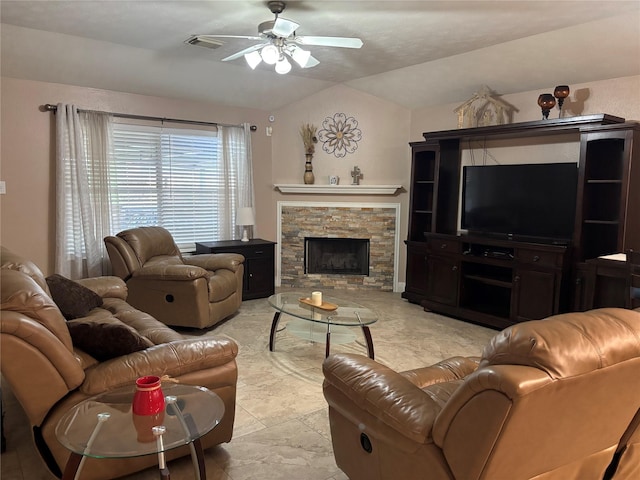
[274,184,403,195]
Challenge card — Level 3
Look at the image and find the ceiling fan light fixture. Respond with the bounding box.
[275,56,292,74]
[261,44,280,64]
[291,46,311,68]
[244,51,262,69]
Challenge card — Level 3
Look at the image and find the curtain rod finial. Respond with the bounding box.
[40,104,57,112]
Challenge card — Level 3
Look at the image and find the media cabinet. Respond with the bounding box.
[403,114,640,329]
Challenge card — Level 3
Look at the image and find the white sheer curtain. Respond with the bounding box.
[55,104,113,278]
[217,123,255,240]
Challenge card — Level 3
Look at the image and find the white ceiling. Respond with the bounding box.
[1,1,639,111]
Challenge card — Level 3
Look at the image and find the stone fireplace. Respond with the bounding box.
[277,202,400,291]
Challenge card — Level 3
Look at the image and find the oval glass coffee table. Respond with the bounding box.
[55,383,224,480]
[267,292,378,359]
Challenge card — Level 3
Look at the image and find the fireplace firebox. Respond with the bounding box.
[304,237,370,275]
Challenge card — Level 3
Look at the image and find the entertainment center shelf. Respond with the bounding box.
[403,114,640,329]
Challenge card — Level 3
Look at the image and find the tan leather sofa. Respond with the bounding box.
[104,226,244,329]
[0,246,238,480]
[323,308,640,480]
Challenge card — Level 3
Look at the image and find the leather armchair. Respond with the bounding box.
[323,308,640,480]
[0,246,238,480]
[104,226,244,329]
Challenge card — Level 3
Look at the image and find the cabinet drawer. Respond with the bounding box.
[428,238,460,254]
[515,249,562,268]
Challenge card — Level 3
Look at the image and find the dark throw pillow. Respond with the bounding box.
[66,317,154,361]
[46,274,103,320]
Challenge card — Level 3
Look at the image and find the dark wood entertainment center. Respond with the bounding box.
[403,114,640,329]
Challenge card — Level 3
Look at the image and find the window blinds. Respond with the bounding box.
[111,124,229,248]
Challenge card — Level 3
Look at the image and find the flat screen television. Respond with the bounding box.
[461,162,578,243]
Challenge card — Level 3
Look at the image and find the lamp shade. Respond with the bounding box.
[260,45,279,65]
[275,56,292,74]
[291,46,311,68]
[244,51,262,70]
[236,207,255,226]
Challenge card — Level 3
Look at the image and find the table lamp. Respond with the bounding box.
[236,207,255,242]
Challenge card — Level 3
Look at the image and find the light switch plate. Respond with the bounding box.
[0,181,6,194]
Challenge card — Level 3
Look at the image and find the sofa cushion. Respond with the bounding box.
[480,308,640,379]
[67,317,154,361]
[117,226,181,265]
[46,274,104,320]
[208,270,238,302]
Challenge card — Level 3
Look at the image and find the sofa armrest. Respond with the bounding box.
[76,276,128,300]
[81,337,238,395]
[184,253,244,273]
[132,264,209,281]
[401,356,480,388]
[1,312,86,425]
[323,353,442,445]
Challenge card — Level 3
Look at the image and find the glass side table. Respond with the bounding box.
[268,292,378,359]
[56,383,224,480]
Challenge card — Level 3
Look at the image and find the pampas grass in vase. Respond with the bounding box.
[300,123,318,184]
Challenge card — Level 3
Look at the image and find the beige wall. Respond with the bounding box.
[410,75,640,141]
[0,77,272,273]
[271,84,411,285]
[2,74,638,281]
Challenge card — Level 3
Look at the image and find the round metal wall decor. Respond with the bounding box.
[317,113,362,158]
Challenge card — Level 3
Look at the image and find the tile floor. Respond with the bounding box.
[1,289,496,480]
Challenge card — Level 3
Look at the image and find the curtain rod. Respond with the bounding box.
[41,104,256,131]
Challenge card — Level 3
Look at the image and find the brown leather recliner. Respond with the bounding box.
[0,246,238,480]
[323,308,640,480]
[104,226,244,329]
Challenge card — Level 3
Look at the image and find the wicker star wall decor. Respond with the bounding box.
[317,113,362,158]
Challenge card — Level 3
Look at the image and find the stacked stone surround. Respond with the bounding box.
[278,202,399,291]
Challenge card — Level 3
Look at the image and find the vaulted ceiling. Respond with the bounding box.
[2,1,639,111]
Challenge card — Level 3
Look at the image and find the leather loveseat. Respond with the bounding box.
[323,308,640,480]
[0,246,238,480]
[104,226,244,329]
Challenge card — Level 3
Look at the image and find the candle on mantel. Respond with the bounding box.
[311,291,323,306]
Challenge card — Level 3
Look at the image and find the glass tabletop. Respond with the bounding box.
[267,292,378,326]
[55,384,224,459]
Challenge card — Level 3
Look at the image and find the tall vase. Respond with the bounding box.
[304,154,315,185]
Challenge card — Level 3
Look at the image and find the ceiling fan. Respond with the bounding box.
[189,1,363,74]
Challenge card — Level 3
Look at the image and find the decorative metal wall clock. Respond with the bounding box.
[317,113,362,158]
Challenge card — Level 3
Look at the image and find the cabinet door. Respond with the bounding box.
[426,255,459,306]
[245,256,275,299]
[512,268,557,321]
[405,245,428,296]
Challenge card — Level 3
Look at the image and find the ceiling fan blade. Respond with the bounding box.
[196,34,263,41]
[295,36,363,49]
[304,55,320,68]
[272,17,299,37]
[222,43,268,62]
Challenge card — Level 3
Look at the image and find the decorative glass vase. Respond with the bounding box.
[304,154,315,184]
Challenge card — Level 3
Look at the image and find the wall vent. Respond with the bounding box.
[184,35,225,49]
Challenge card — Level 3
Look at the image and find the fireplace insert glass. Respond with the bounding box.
[304,237,370,275]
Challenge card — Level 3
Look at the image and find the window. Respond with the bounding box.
[110,124,236,249]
